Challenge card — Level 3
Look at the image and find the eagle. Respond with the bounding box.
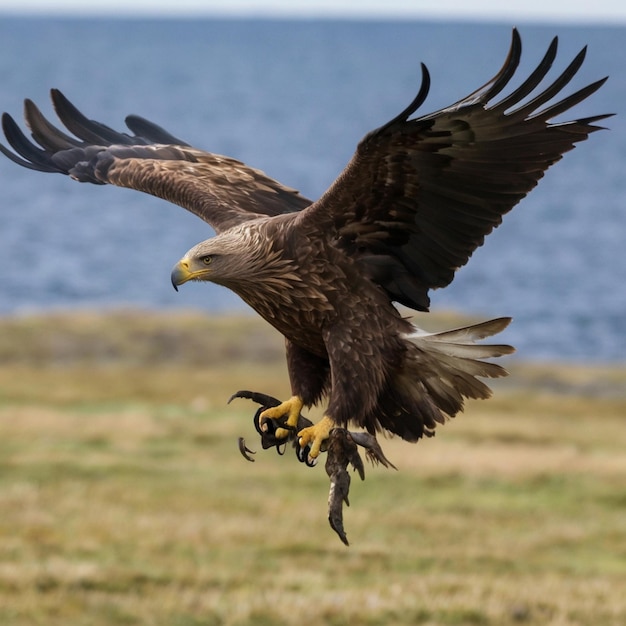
[1,29,609,463]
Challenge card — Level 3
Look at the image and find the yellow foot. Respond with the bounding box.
[297,415,335,462]
[259,395,303,440]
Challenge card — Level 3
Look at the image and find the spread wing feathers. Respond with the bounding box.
[305,28,611,312]
[0,89,312,233]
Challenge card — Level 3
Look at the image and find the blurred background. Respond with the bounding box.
[0,0,624,362]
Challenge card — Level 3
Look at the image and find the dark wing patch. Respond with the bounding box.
[303,29,611,311]
[1,89,312,233]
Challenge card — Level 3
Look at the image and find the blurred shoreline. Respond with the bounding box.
[0,308,623,397]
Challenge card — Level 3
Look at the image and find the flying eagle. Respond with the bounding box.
[1,30,609,462]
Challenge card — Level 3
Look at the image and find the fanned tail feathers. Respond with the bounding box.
[377,318,514,442]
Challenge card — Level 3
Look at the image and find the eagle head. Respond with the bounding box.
[170,233,248,290]
[170,224,291,294]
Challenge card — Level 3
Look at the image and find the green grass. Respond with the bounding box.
[0,310,625,625]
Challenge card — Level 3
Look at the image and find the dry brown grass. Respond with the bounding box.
[0,310,625,625]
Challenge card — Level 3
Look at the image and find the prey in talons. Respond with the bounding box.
[253,393,336,465]
[233,391,398,544]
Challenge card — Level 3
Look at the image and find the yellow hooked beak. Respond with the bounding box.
[170,259,210,291]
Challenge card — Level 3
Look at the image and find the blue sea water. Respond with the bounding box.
[0,17,624,362]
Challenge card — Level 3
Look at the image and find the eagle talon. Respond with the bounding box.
[231,391,317,463]
[295,440,309,462]
[297,415,335,463]
[258,395,304,440]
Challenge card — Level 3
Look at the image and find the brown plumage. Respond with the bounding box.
[1,30,610,454]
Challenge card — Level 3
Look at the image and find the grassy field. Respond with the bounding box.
[0,310,625,626]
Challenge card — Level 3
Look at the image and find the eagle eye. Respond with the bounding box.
[201,255,212,266]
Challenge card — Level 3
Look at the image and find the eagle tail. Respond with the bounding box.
[376,317,514,442]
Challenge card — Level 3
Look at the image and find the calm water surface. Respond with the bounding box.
[0,18,624,362]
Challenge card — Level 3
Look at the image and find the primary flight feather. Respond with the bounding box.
[1,29,610,461]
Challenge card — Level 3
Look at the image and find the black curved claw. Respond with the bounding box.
[253,405,273,437]
[238,437,256,462]
[295,439,308,462]
[295,438,316,467]
[228,389,281,408]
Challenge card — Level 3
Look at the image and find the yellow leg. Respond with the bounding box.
[297,415,335,461]
[259,395,303,439]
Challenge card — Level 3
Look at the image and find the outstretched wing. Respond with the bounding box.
[302,28,611,312]
[0,89,312,233]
